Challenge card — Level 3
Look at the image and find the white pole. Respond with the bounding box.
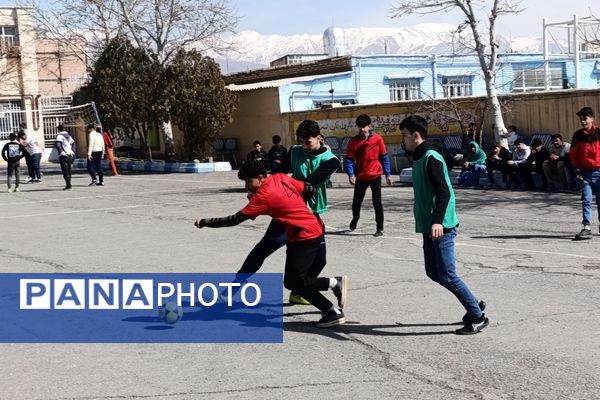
[543,18,549,90]
[574,14,580,88]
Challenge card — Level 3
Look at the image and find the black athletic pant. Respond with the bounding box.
[87,151,104,183]
[7,160,20,188]
[284,235,332,313]
[59,154,73,188]
[352,177,384,230]
[486,159,507,184]
[237,218,327,300]
[238,219,287,274]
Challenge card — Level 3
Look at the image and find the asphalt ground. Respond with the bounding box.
[1,167,599,400]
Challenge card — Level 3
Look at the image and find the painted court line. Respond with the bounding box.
[0,185,240,207]
[0,199,215,220]
[377,234,600,260]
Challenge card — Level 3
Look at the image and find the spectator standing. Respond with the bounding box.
[55,125,76,190]
[101,128,119,176]
[267,135,287,173]
[18,127,43,183]
[246,140,269,170]
[502,125,520,152]
[1,132,25,192]
[87,123,105,186]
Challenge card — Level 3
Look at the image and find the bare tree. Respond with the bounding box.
[390,0,524,143]
[23,0,239,156]
[25,0,238,66]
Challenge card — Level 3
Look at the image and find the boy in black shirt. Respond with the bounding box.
[1,133,25,192]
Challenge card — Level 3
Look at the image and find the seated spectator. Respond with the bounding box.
[542,134,571,191]
[485,143,511,188]
[247,140,269,170]
[526,138,550,190]
[268,135,288,173]
[458,141,487,187]
[506,139,531,189]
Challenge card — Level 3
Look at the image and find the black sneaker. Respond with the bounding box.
[332,275,347,308]
[462,300,486,324]
[575,228,592,240]
[63,186,72,191]
[316,309,345,328]
[96,182,104,186]
[88,180,97,186]
[349,218,358,231]
[373,230,383,237]
[455,315,489,335]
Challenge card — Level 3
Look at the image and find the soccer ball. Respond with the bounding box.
[158,301,183,324]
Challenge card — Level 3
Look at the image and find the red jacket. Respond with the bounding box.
[346,132,388,181]
[570,125,600,170]
[102,130,114,149]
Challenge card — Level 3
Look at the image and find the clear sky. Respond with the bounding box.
[233,0,597,38]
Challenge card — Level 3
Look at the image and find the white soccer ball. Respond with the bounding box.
[158,301,183,324]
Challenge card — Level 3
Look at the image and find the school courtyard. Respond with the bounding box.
[1,168,599,399]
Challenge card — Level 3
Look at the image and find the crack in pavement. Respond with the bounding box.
[341,333,504,400]
[0,249,81,272]
[37,378,386,400]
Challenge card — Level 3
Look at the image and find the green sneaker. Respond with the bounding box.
[289,293,311,305]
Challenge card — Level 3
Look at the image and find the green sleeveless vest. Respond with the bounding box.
[412,149,459,233]
[290,145,337,214]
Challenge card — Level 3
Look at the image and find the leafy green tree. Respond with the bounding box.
[164,49,238,161]
[87,35,166,160]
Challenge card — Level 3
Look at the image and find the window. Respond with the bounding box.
[512,65,564,92]
[0,101,24,140]
[389,78,421,101]
[441,76,472,98]
[0,26,19,48]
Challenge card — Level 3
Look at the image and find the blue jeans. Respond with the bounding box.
[459,164,486,186]
[580,169,600,225]
[422,227,482,319]
[30,153,42,180]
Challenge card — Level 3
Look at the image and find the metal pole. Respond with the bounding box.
[543,18,549,90]
[574,14,580,88]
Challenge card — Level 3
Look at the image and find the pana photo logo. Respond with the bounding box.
[20,278,262,309]
[1,273,283,343]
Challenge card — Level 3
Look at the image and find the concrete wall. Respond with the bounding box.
[280,88,600,145]
[220,87,287,163]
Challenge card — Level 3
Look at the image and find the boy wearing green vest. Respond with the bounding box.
[400,115,489,335]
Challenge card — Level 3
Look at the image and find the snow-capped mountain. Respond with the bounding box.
[213,23,551,74]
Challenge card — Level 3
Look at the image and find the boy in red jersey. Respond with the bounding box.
[346,114,392,236]
[194,160,347,328]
